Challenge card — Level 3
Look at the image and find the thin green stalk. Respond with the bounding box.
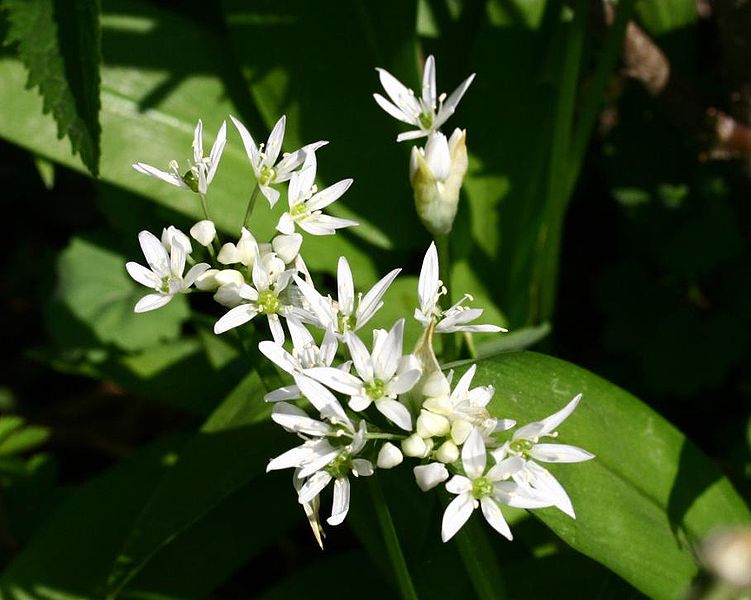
[535,0,589,322]
[455,516,508,600]
[199,192,210,221]
[368,476,420,600]
[435,233,456,361]
[243,183,261,229]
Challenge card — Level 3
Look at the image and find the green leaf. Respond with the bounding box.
[0,416,49,457]
[46,235,189,352]
[636,0,696,35]
[474,351,750,600]
[105,369,285,596]
[2,0,101,175]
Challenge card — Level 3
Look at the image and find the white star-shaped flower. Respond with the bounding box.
[373,55,475,142]
[276,153,358,236]
[231,114,328,207]
[442,428,543,542]
[416,242,505,334]
[126,230,210,313]
[494,394,595,518]
[306,319,421,431]
[267,376,373,528]
[293,257,400,336]
[133,120,226,195]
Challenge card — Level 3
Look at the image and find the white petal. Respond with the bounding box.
[259,341,298,374]
[126,262,161,289]
[262,185,281,208]
[538,394,583,436]
[190,220,216,247]
[376,68,421,119]
[337,256,355,316]
[192,119,204,162]
[529,443,594,464]
[373,93,415,125]
[327,477,350,526]
[275,140,328,177]
[272,233,303,264]
[373,319,403,380]
[268,315,285,344]
[344,332,374,382]
[183,263,211,289]
[396,129,430,142]
[214,305,258,334]
[434,73,476,130]
[356,268,401,328]
[134,293,171,313]
[441,493,474,542]
[169,240,186,278]
[207,121,227,182]
[305,366,362,397]
[524,463,576,518]
[418,242,440,314]
[271,402,330,436]
[294,375,350,425]
[445,474,472,495]
[264,385,301,402]
[461,428,486,479]
[138,230,170,278]
[266,115,286,165]
[298,470,332,504]
[422,55,436,108]
[375,399,412,431]
[132,162,186,189]
[351,458,374,477]
[480,497,512,540]
[348,395,372,412]
[450,364,477,405]
[229,115,261,170]
[267,444,314,472]
[306,178,353,211]
[424,132,451,180]
[487,456,525,481]
[377,443,403,469]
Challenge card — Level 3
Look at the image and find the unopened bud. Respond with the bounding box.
[416,410,451,438]
[377,442,404,469]
[195,269,220,291]
[435,440,460,464]
[410,129,468,236]
[190,220,216,247]
[414,462,449,491]
[402,433,428,458]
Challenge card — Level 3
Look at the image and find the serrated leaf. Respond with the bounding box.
[47,235,189,352]
[474,352,750,600]
[3,0,101,175]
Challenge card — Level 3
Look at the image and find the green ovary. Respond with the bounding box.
[257,289,280,315]
[509,439,534,455]
[326,453,351,479]
[418,112,433,129]
[259,165,276,185]
[472,476,494,499]
[337,312,356,332]
[182,169,200,193]
[290,202,308,217]
[364,378,385,400]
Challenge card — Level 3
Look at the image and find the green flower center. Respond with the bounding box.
[364,378,385,400]
[418,111,433,129]
[182,169,200,193]
[509,439,534,455]
[472,476,494,499]
[259,165,276,185]
[160,275,179,294]
[290,202,308,217]
[337,312,357,333]
[325,453,351,479]
[257,289,280,315]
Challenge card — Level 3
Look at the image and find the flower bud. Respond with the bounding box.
[402,433,428,458]
[214,269,245,287]
[194,268,220,291]
[218,228,258,267]
[435,440,460,464]
[161,225,192,254]
[272,233,303,264]
[413,462,449,491]
[409,129,468,236]
[451,419,473,446]
[377,442,404,469]
[190,220,216,247]
[416,410,451,438]
[700,527,751,588]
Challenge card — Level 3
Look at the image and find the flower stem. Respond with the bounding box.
[368,476,420,600]
[365,432,404,441]
[243,183,261,229]
[199,192,210,221]
[434,233,456,361]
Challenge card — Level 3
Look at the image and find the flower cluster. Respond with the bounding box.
[374,56,471,236]
[125,55,594,549]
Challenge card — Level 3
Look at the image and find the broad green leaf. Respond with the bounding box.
[105,369,285,596]
[2,0,101,175]
[46,235,188,352]
[0,416,49,456]
[636,0,696,35]
[0,0,378,283]
[475,351,750,600]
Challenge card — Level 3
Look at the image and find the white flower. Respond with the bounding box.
[259,316,339,402]
[373,55,475,142]
[213,259,295,343]
[410,129,468,236]
[190,220,216,247]
[442,428,536,542]
[276,153,357,236]
[231,114,327,207]
[126,230,210,313]
[293,257,400,336]
[421,364,516,445]
[416,242,505,334]
[267,377,373,527]
[496,394,595,518]
[306,319,421,431]
[133,120,226,194]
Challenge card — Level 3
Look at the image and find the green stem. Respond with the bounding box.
[435,233,456,361]
[368,476,419,600]
[199,192,210,221]
[243,183,261,229]
[366,432,405,441]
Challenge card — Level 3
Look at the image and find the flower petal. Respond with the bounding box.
[480,497,512,540]
[306,178,353,211]
[461,427,486,479]
[126,262,161,289]
[327,477,350,526]
[134,293,171,313]
[214,304,258,334]
[375,399,412,431]
[441,493,474,542]
[265,114,286,165]
[138,230,170,278]
[356,268,401,328]
[529,443,594,463]
[337,256,355,316]
[298,470,332,504]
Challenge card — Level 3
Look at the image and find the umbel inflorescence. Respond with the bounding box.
[126,55,594,547]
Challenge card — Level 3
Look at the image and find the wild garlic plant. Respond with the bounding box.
[126,55,594,548]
